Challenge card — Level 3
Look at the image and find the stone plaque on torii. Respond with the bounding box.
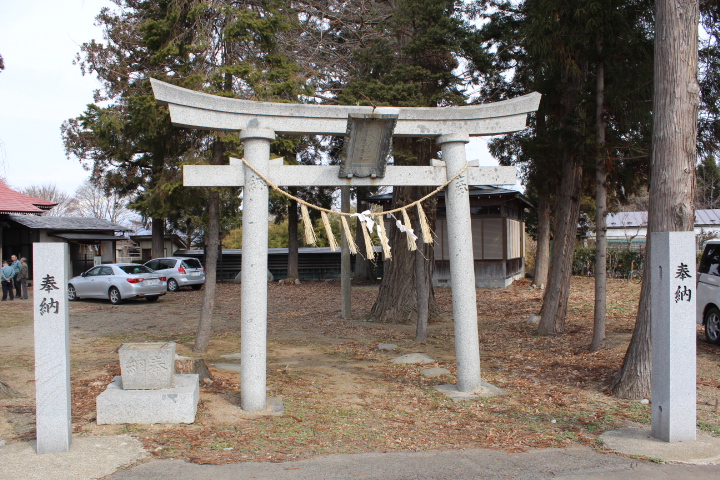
[151,79,541,411]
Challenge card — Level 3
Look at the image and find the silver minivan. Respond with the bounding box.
[696,240,720,344]
[144,257,205,292]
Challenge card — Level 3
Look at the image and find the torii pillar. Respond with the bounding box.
[239,128,275,410]
[439,132,481,391]
[151,79,541,410]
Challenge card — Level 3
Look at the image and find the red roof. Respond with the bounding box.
[0,179,58,214]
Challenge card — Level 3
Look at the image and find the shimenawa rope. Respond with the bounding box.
[239,158,469,258]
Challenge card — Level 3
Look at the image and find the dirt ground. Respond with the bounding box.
[1,277,719,465]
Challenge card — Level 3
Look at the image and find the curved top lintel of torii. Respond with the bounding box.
[150,79,541,138]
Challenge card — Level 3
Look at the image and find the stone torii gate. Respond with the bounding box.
[151,79,540,411]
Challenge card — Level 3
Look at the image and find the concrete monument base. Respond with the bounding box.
[600,427,720,463]
[434,382,507,401]
[96,374,200,425]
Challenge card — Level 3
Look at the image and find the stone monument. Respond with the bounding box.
[119,342,175,390]
[33,242,72,454]
[650,231,697,442]
[150,79,541,411]
[96,342,200,424]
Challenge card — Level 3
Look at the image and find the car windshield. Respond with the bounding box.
[119,265,153,275]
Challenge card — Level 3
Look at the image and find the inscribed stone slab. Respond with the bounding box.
[119,342,175,390]
[33,242,72,454]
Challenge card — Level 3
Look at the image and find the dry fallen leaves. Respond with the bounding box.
[3,276,720,464]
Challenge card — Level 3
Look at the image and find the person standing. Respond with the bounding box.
[16,257,28,300]
[10,255,21,298]
[1,260,15,301]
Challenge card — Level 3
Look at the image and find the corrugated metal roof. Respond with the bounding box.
[9,215,129,231]
[607,209,720,228]
[607,212,648,228]
[365,186,533,207]
[695,209,720,226]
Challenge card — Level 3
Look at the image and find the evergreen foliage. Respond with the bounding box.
[699,0,720,163]
[572,246,644,277]
[62,0,318,245]
[315,0,492,323]
[476,0,655,343]
[479,0,654,212]
[696,155,720,210]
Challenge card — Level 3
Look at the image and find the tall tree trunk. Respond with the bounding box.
[194,139,224,353]
[287,193,299,280]
[151,218,165,258]
[532,111,551,288]
[371,138,440,323]
[533,192,551,287]
[611,0,699,398]
[591,51,608,352]
[371,186,439,323]
[611,277,652,397]
[537,162,583,335]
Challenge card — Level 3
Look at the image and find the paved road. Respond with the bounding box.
[107,446,720,480]
[2,432,719,480]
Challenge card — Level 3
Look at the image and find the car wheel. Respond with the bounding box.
[146,295,160,302]
[167,278,179,292]
[68,284,79,301]
[191,284,202,291]
[108,287,122,305]
[704,307,720,345]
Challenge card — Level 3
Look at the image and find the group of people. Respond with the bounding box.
[1,255,28,301]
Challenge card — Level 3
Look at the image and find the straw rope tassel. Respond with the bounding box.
[300,204,317,246]
[340,216,358,255]
[361,221,375,259]
[378,225,392,259]
[417,203,433,245]
[321,211,339,251]
[401,208,417,251]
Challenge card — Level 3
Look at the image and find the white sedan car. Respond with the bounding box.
[68,263,167,305]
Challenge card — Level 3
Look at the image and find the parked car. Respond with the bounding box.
[697,239,720,344]
[68,264,167,305]
[144,257,205,292]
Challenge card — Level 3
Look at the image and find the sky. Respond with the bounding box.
[0,0,111,194]
[0,0,516,197]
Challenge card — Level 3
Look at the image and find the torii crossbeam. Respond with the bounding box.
[151,79,541,411]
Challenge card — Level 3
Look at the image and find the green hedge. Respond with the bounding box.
[573,247,645,276]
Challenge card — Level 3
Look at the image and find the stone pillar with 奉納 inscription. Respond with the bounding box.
[650,231,697,442]
[33,242,72,454]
